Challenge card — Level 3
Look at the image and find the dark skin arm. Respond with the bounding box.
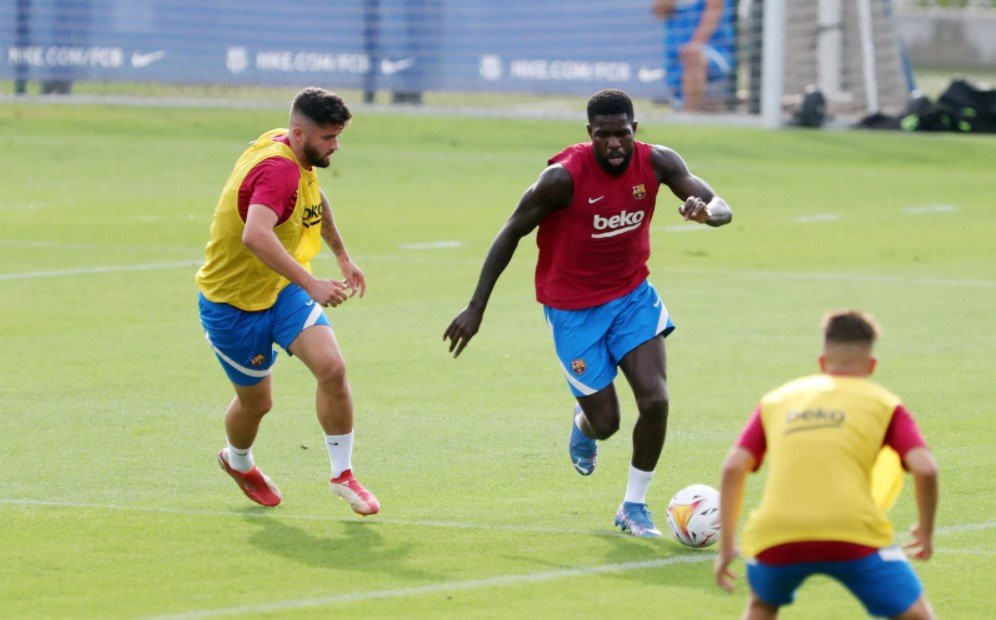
[652,145,732,227]
[443,164,572,357]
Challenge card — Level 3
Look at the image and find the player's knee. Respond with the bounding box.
[587,412,620,440]
[681,54,707,71]
[313,357,348,390]
[636,390,669,420]
[241,396,272,418]
[895,596,935,620]
[745,594,779,619]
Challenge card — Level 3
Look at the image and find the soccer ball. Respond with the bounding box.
[665,484,721,548]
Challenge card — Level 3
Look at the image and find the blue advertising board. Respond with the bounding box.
[1,0,667,97]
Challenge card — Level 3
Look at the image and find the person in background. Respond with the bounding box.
[652,0,737,112]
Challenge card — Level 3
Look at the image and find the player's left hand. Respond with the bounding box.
[679,196,710,223]
[713,547,739,592]
[338,258,366,298]
[903,523,933,561]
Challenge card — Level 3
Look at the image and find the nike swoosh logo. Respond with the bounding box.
[590,223,640,238]
[381,57,416,75]
[653,298,662,308]
[305,300,315,307]
[637,66,665,83]
[131,50,165,68]
[588,196,605,204]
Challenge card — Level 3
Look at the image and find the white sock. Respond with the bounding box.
[624,465,654,504]
[325,431,354,478]
[574,411,592,437]
[226,441,254,473]
[574,411,584,430]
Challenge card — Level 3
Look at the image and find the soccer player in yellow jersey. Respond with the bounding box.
[714,311,938,619]
[196,87,379,516]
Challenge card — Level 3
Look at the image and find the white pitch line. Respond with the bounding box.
[0,255,991,290]
[4,498,993,540]
[902,205,959,214]
[0,497,615,537]
[398,240,464,250]
[0,260,200,281]
[660,266,996,289]
[0,239,203,252]
[932,521,996,535]
[934,547,995,556]
[141,555,710,620]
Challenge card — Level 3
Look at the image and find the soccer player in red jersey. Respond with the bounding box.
[444,89,732,536]
[714,311,938,619]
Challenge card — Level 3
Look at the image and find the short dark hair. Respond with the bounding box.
[823,311,880,345]
[291,87,352,127]
[587,89,634,123]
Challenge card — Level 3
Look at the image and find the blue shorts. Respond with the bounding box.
[746,547,923,618]
[198,284,330,386]
[543,280,675,397]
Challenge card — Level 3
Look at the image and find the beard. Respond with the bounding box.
[303,142,331,168]
[594,148,632,176]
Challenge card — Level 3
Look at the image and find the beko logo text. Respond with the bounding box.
[591,210,645,238]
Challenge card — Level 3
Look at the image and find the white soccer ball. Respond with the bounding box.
[665,484,721,548]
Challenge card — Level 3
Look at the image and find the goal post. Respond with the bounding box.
[775,0,914,124]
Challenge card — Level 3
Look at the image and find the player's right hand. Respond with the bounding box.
[713,546,739,592]
[307,278,350,308]
[443,305,483,358]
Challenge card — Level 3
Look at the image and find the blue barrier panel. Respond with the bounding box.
[1,0,666,97]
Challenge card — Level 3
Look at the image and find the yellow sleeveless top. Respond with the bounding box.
[195,129,322,311]
[741,374,901,557]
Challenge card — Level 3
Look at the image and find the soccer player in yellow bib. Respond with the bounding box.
[714,311,938,619]
[196,87,379,516]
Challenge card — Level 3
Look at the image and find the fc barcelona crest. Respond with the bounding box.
[571,358,587,374]
[632,184,647,200]
[250,354,266,367]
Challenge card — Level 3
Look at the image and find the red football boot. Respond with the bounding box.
[329,469,380,516]
[217,449,282,507]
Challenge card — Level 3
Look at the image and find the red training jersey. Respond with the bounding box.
[535,141,660,309]
[236,135,302,225]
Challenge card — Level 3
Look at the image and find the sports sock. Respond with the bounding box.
[624,465,654,504]
[574,411,592,437]
[325,431,354,478]
[226,441,254,473]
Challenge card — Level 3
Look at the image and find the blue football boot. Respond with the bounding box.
[568,404,597,476]
[615,501,663,538]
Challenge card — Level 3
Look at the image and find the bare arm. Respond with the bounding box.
[443,164,572,357]
[319,189,365,298]
[651,0,675,18]
[242,204,349,307]
[714,447,755,592]
[902,447,939,560]
[652,145,732,227]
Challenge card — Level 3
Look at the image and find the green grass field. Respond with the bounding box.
[0,102,993,619]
